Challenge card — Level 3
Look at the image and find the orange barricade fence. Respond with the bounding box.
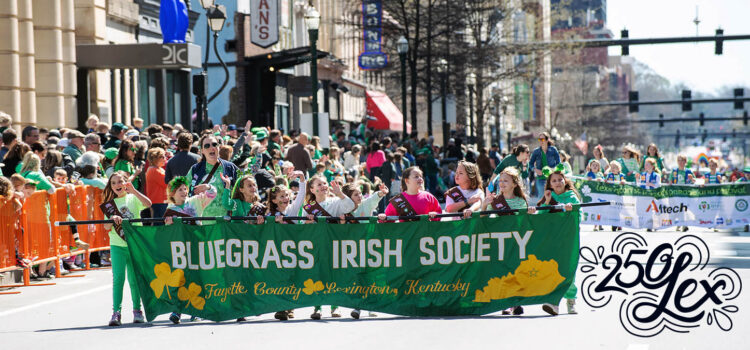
[0,185,110,293]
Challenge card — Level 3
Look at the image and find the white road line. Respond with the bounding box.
[0,284,110,318]
[626,344,649,350]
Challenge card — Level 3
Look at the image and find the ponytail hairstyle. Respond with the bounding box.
[304,174,328,204]
[544,170,579,199]
[233,175,259,203]
[457,160,483,190]
[266,185,289,214]
[499,167,528,202]
[400,166,423,192]
[103,171,130,203]
[511,144,529,157]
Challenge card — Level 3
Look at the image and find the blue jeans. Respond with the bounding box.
[534,178,547,204]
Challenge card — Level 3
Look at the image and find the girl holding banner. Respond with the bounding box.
[101,171,152,326]
[304,175,355,320]
[381,167,442,220]
[444,161,484,220]
[537,169,579,316]
[482,168,537,316]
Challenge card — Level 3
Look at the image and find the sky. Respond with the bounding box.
[606,0,750,95]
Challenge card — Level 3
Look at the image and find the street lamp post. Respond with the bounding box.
[194,0,225,132]
[467,72,476,144]
[437,58,448,147]
[397,36,409,141]
[206,5,228,104]
[305,7,321,138]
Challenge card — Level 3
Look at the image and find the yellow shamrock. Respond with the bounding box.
[178,282,206,310]
[150,262,186,299]
[302,279,324,295]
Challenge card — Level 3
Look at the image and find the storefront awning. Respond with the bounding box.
[366,91,411,133]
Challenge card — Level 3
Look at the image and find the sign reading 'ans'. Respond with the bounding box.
[359,0,388,70]
[251,0,279,48]
[123,212,581,322]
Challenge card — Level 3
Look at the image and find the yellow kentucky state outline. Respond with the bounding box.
[473,255,565,303]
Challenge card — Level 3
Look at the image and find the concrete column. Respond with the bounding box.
[61,0,77,128]
[74,0,107,122]
[0,0,22,129]
[33,0,65,129]
[17,0,36,128]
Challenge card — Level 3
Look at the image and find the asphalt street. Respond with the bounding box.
[1,226,748,350]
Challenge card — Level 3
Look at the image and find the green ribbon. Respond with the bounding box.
[541,164,565,178]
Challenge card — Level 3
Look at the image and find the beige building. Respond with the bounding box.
[1,0,198,132]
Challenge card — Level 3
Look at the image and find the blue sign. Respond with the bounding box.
[358,0,388,70]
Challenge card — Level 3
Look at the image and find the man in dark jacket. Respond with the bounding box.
[285,132,313,173]
[165,132,200,184]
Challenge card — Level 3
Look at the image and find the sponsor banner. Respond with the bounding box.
[123,212,580,322]
[572,179,750,229]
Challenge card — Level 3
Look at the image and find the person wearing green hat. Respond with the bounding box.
[103,122,127,150]
[103,148,119,177]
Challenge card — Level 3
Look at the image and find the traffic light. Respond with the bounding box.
[734,88,744,110]
[628,91,638,112]
[681,90,692,111]
[701,129,708,143]
[675,129,680,148]
[658,114,664,127]
[732,129,737,138]
[621,29,629,56]
[715,28,724,55]
[699,112,705,126]
[745,111,749,126]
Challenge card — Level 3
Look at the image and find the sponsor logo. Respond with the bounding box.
[699,220,713,225]
[698,201,710,212]
[716,217,725,225]
[736,199,748,212]
[579,232,742,337]
[661,219,673,226]
[623,216,634,226]
[646,200,688,214]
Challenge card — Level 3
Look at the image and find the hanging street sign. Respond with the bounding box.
[358,0,388,70]
[251,0,279,48]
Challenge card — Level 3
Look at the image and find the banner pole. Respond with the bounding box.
[54,202,611,226]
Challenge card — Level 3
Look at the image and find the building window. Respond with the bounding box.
[276,103,289,133]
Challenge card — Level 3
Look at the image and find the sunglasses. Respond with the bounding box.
[273,158,281,160]
[538,137,547,141]
[203,142,219,149]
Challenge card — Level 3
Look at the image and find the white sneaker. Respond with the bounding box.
[567,299,577,314]
[542,303,559,316]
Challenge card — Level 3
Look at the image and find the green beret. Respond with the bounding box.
[104,148,118,160]
[254,130,268,141]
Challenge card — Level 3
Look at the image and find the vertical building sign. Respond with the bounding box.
[358,0,388,70]
[251,0,279,48]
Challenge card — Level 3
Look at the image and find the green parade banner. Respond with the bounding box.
[123,211,581,322]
